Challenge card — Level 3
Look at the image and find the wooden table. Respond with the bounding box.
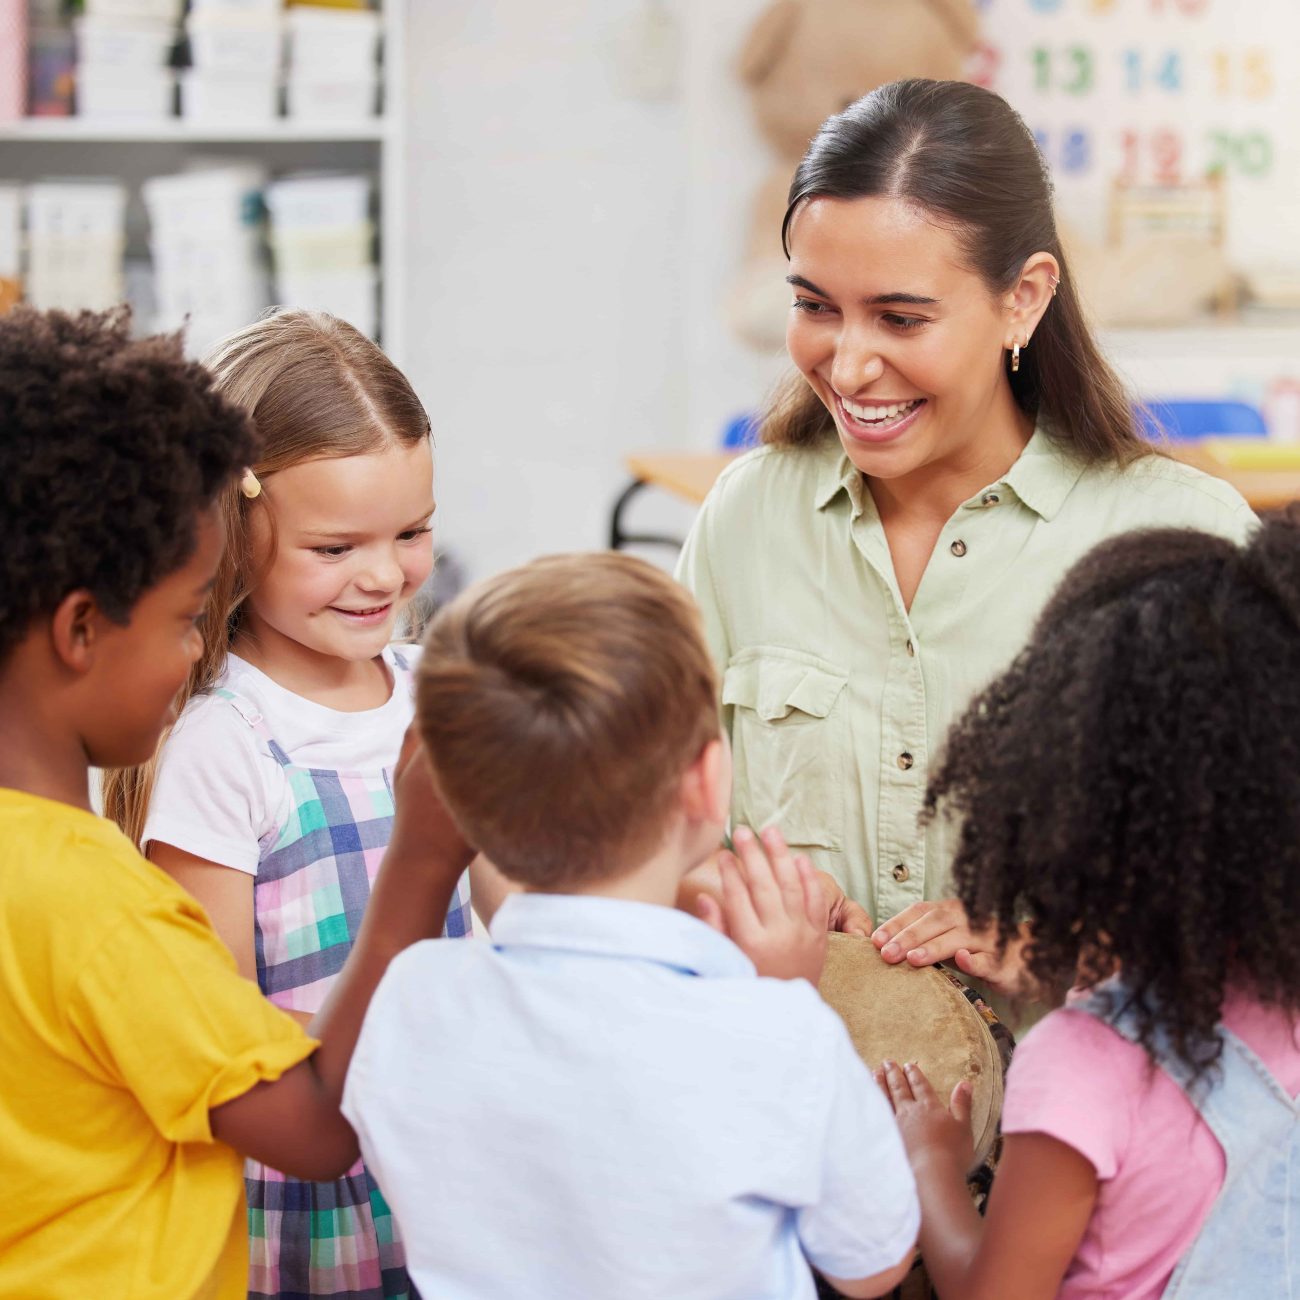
[610,446,1300,549]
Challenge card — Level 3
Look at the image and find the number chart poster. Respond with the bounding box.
[970,0,1300,271]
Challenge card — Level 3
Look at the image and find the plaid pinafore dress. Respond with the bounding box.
[215,651,473,1300]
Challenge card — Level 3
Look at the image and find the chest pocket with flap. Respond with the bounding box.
[721,649,848,852]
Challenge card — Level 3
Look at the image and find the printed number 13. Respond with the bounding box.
[1032,46,1095,95]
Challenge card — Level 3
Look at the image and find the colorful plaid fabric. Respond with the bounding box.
[214,655,470,1300]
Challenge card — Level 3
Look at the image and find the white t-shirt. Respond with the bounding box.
[144,647,418,874]
[343,893,919,1300]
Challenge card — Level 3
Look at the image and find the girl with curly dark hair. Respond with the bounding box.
[878,516,1300,1300]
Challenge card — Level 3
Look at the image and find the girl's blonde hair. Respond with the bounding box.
[104,309,432,846]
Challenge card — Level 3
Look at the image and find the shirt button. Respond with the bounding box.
[950,539,967,557]
[892,863,910,883]
[981,492,1000,507]
[897,752,914,771]
[906,638,916,657]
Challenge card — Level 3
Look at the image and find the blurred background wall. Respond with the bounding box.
[3,0,1300,585]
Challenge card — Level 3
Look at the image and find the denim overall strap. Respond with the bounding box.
[1072,983,1299,1299]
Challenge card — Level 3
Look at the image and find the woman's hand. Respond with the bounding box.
[872,900,1033,996]
[815,870,874,936]
[695,825,829,983]
[876,1059,975,1176]
[872,898,982,966]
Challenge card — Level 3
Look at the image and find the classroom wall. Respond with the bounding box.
[401,0,694,582]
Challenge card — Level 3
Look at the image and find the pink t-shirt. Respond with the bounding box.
[1002,989,1300,1300]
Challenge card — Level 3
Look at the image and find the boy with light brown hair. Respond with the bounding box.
[342,553,918,1300]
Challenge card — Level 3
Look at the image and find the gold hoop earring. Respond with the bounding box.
[1011,340,1021,373]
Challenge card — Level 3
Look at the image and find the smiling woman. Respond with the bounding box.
[676,80,1256,995]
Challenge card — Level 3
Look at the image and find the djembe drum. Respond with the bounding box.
[814,934,1015,1300]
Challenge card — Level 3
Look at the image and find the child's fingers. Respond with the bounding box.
[393,723,426,785]
[796,855,830,929]
[872,1065,894,1107]
[881,1059,914,1105]
[949,1079,973,1129]
[718,852,759,936]
[731,827,782,923]
[901,1061,939,1104]
[695,893,726,936]
[761,826,806,917]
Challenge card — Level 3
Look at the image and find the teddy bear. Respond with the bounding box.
[729,0,981,350]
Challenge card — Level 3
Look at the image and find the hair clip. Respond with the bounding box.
[240,468,262,500]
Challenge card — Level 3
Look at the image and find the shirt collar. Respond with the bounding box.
[813,442,870,517]
[813,425,1087,524]
[488,892,756,980]
[993,426,1087,521]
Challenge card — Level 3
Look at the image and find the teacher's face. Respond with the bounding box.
[785,195,1014,484]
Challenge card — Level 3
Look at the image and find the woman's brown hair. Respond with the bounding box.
[765,78,1147,464]
[104,309,432,845]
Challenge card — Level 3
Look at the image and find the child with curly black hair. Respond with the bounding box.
[877,517,1300,1300]
[0,307,471,1300]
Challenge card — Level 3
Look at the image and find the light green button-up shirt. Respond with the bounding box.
[676,430,1256,923]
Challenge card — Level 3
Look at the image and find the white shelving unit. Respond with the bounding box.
[0,0,408,362]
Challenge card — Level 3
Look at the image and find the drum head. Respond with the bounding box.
[817,933,1004,1168]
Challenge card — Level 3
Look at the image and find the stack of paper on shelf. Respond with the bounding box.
[75,0,182,119]
[182,0,283,124]
[144,164,270,355]
[25,181,127,311]
[265,171,376,338]
[285,6,380,121]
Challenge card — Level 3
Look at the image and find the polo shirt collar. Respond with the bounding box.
[813,425,1087,524]
[488,892,756,980]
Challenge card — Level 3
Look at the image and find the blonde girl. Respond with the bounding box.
[106,308,471,1300]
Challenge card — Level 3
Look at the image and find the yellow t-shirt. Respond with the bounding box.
[0,789,317,1300]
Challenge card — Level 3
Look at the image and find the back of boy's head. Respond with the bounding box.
[0,307,257,668]
[416,553,720,889]
[928,514,1300,1075]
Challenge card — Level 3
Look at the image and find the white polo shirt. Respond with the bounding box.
[343,893,918,1300]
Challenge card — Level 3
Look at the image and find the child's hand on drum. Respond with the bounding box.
[876,1059,975,1176]
[696,826,829,983]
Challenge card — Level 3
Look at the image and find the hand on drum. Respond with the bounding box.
[816,871,874,937]
[871,900,1030,995]
[694,826,830,984]
[875,1059,975,1177]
